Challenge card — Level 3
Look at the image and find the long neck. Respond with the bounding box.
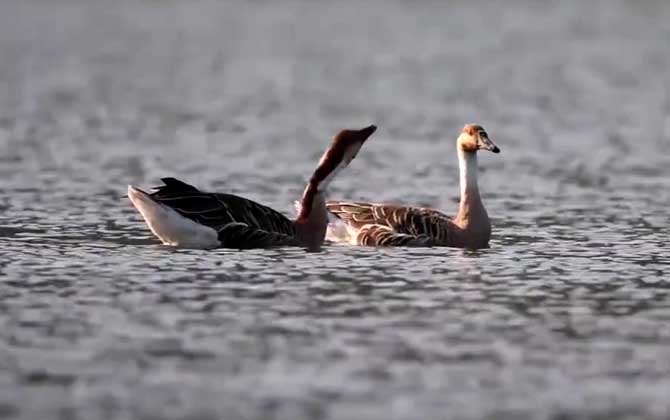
[459,149,479,200]
[294,182,329,250]
[455,149,488,229]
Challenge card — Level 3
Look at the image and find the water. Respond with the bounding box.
[1,1,669,419]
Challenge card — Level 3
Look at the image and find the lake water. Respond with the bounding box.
[0,1,669,419]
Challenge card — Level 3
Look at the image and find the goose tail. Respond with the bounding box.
[325,218,348,243]
[127,185,220,249]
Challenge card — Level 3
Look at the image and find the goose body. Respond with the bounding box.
[326,124,500,249]
[128,125,377,249]
[128,179,299,249]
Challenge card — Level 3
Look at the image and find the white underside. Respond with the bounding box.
[325,218,361,245]
[127,185,220,249]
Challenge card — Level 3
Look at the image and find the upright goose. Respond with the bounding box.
[127,125,377,249]
[326,124,500,249]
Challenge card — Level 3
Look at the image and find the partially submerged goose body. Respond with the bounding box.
[326,124,500,249]
[128,125,377,250]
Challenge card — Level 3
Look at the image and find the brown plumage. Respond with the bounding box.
[326,124,500,249]
[128,125,377,250]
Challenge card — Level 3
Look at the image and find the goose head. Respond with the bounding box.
[311,124,377,191]
[296,124,376,224]
[457,124,500,154]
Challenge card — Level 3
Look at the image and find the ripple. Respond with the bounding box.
[1,0,670,419]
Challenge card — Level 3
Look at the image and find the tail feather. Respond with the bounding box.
[154,177,200,193]
[326,219,349,243]
[325,218,359,244]
[127,185,220,248]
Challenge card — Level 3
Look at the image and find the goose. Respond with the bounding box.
[326,124,500,249]
[127,125,377,250]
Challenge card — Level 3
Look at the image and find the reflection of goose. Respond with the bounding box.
[326,124,500,249]
[127,125,376,250]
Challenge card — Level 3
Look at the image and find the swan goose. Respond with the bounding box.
[128,125,377,249]
[326,124,500,249]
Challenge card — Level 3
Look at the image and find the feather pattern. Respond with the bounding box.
[128,125,377,249]
[150,178,298,248]
[357,224,433,247]
[325,123,500,249]
[217,222,298,249]
[326,124,500,249]
[326,201,458,247]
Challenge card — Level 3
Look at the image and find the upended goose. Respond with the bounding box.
[127,125,377,250]
[326,124,500,249]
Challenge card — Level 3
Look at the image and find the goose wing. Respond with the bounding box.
[151,178,296,236]
[355,224,433,247]
[216,222,299,249]
[326,201,455,242]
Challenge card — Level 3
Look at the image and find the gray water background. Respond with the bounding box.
[0,1,669,419]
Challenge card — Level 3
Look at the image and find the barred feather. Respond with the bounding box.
[326,201,456,247]
[357,225,433,247]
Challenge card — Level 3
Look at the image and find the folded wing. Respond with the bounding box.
[216,222,298,248]
[326,201,455,245]
[151,177,296,237]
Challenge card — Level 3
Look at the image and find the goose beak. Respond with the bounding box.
[338,124,376,164]
[312,124,377,191]
[298,124,377,221]
[479,133,500,153]
[358,125,377,143]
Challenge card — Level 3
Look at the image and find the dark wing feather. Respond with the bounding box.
[326,201,455,244]
[155,177,199,193]
[150,177,296,237]
[217,223,298,249]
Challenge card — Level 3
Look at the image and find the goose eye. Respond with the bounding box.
[478,131,487,138]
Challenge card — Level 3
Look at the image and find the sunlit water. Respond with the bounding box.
[0,1,669,419]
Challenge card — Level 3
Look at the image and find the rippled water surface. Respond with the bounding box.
[1,1,669,419]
